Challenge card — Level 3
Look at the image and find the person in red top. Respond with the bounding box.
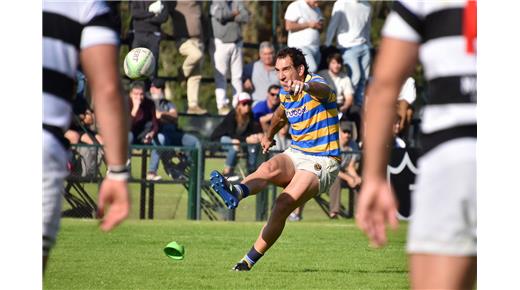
[128,81,159,144]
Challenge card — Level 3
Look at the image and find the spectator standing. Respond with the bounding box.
[128,82,158,145]
[325,0,372,109]
[243,42,280,105]
[210,0,250,115]
[284,0,323,73]
[318,52,355,119]
[210,92,263,179]
[147,78,201,180]
[252,84,281,132]
[167,0,207,115]
[355,1,477,289]
[43,0,130,272]
[130,0,169,78]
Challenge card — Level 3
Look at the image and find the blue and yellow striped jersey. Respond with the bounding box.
[280,73,340,158]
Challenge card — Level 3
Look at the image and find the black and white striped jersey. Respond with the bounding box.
[43,0,119,132]
[383,0,477,136]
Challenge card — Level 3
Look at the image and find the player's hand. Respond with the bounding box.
[355,178,399,248]
[261,135,276,154]
[286,79,307,96]
[97,179,130,232]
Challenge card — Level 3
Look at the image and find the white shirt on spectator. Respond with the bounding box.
[325,0,372,48]
[285,0,322,50]
[398,77,417,105]
[319,70,353,105]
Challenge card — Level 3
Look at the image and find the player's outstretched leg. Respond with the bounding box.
[210,170,249,209]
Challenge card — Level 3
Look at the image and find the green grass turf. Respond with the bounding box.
[43,219,408,290]
[54,154,409,289]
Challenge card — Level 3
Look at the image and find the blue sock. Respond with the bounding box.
[233,184,250,200]
[243,246,263,268]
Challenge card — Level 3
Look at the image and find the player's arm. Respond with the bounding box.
[261,106,287,153]
[285,20,319,32]
[265,106,287,140]
[305,81,334,102]
[355,37,418,247]
[80,44,130,232]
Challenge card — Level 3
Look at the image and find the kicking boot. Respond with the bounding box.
[209,170,240,209]
[232,260,251,271]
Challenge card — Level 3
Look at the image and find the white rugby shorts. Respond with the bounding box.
[283,147,340,194]
[407,138,476,256]
[43,131,70,256]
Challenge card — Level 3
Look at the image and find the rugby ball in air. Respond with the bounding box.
[123,47,155,80]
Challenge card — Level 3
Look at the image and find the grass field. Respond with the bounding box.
[43,219,409,290]
[50,156,410,289]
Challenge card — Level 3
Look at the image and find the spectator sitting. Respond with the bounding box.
[65,73,103,145]
[393,115,407,149]
[146,78,201,181]
[328,121,362,219]
[396,77,417,139]
[252,84,281,132]
[130,0,169,78]
[210,92,263,180]
[242,41,280,105]
[128,81,158,145]
[318,52,354,119]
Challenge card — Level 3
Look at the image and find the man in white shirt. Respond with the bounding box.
[325,0,372,109]
[284,0,323,73]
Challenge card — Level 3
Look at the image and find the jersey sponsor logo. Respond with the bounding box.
[286,105,307,118]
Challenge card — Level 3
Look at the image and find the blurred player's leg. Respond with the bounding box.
[42,132,69,271]
[410,255,477,290]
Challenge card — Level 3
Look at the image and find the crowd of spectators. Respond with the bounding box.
[69,0,418,220]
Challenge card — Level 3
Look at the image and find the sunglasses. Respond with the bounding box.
[269,92,279,97]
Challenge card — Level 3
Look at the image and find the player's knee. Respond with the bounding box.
[274,194,298,215]
[257,162,281,179]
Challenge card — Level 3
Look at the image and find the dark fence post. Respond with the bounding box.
[139,148,147,219]
[187,147,198,220]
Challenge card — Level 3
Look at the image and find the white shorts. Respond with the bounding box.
[407,138,476,256]
[283,147,340,194]
[43,131,70,256]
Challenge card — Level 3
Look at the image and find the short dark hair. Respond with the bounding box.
[276,47,309,76]
[267,84,281,93]
[151,78,165,89]
[327,52,343,66]
[129,81,145,92]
